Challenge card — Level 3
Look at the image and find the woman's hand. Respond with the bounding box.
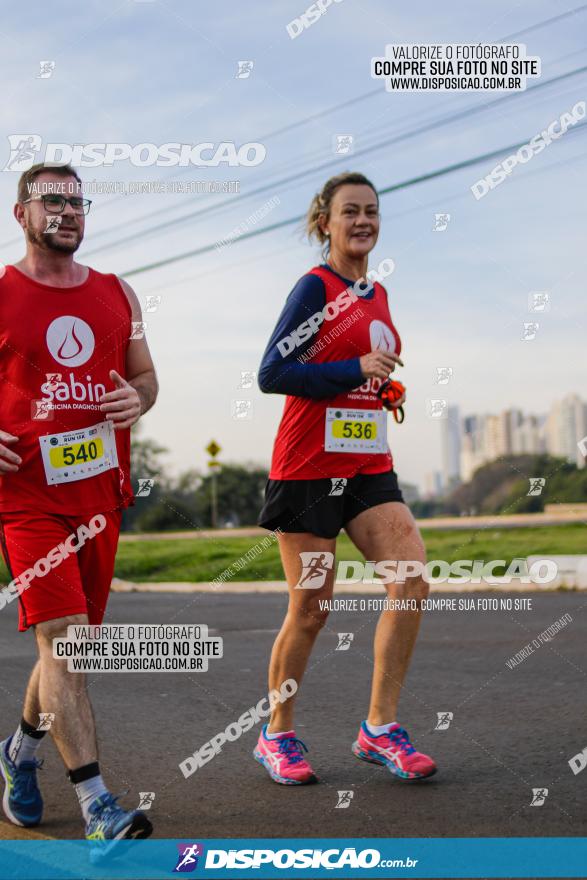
[388,391,406,410]
[359,350,404,380]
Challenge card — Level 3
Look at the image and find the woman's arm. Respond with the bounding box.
[258,273,364,399]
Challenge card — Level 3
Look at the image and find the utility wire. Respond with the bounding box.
[120,120,587,278]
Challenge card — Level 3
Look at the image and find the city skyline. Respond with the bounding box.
[432,391,587,497]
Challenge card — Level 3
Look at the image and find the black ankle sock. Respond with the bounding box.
[21,717,46,740]
[68,761,100,785]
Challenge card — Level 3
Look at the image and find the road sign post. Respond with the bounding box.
[206,441,222,528]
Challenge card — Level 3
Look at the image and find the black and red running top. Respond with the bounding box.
[258,264,401,480]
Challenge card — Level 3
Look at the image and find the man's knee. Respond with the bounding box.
[35,613,88,644]
[292,601,330,633]
[35,615,90,682]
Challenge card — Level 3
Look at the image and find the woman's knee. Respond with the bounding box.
[388,555,430,602]
[412,575,430,603]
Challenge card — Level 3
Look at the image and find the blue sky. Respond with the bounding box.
[0,0,586,491]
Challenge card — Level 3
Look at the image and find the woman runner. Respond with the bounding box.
[254,172,437,785]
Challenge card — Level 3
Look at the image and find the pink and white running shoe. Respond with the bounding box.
[254,725,317,785]
[352,721,437,780]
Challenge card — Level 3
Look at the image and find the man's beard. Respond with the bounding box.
[26,218,83,254]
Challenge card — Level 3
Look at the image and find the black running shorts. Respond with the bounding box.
[258,470,404,539]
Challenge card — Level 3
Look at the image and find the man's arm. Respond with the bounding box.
[120,278,158,416]
[98,278,158,430]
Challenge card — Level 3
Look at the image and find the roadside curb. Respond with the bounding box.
[111,578,582,594]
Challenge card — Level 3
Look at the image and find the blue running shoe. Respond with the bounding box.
[86,793,152,842]
[0,736,43,827]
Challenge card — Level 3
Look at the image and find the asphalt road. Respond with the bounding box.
[0,590,585,847]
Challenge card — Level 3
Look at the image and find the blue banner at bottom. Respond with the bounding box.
[0,838,585,879]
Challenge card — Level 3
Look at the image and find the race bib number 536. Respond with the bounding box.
[39,420,119,486]
[324,408,387,454]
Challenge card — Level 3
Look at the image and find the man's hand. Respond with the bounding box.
[0,431,22,473]
[359,350,404,380]
[99,370,141,430]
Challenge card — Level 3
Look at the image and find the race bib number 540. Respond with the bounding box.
[39,420,119,486]
[324,408,387,454]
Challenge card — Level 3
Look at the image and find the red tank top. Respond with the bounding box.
[0,266,134,514]
[269,265,402,480]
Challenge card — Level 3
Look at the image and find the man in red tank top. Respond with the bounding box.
[0,163,158,841]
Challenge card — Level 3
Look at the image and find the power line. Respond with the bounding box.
[0,93,410,253]
[67,4,587,231]
[2,5,585,254]
[138,146,587,298]
[120,121,587,278]
[54,7,587,253]
[503,3,587,41]
[82,61,587,259]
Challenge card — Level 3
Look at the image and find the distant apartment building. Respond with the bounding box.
[441,394,586,487]
[423,471,443,498]
[440,406,461,489]
[544,394,587,468]
[399,481,420,505]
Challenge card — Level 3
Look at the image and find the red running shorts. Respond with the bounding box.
[0,509,122,631]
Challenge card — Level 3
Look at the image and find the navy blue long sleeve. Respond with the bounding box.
[258,271,367,400]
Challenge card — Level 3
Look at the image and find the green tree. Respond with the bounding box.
[193,463,268,527]
[444,454,580,515]
[122,430,169,532]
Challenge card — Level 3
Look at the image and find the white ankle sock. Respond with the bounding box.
[73,774,109,822]
[265,728,293,740]
[366,721,398,736]
[8,724,45,766]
